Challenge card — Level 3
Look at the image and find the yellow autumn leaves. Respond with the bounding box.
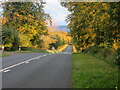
[39,31,72,50]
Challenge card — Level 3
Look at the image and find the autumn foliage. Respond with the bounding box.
[2,1,71,51]
[61,2,120,64]
[61,2,119,52]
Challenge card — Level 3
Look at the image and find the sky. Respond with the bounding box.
[44,0,70,26]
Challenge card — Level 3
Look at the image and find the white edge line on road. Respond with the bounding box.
[0,54,48,72]
[25,61,29,64]
[3,69,10,73]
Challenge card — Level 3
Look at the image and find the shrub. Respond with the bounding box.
[83,46,119,66]
[83,46,103,54]
[21,47,31,51]
[4,47,11,51]
[115,48,120,65]
[11,37,20,51]
[3,28,20,51]
[99,47,111,58]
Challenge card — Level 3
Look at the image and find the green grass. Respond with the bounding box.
[14,50,48,53]
[72,53,119,88]
[0,53,11,57]
[0,50,48,57]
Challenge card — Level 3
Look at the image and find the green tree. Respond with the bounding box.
[2,1,52,48]
[2,28,20,50]
[61,2,119,52]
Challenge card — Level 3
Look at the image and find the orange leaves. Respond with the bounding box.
[20,10,25,13]
[0,17,7,25]
[101,3,109,10]
[17,27,26,33]
[17,24,37,35]
[112,39,120,50]
[2,2,51,49]
[14,12,19,16]
[13,12,35,22]
[27,18,34,22]
[28,14,34,18]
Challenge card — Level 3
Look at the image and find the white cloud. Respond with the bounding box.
[44,0,70,26]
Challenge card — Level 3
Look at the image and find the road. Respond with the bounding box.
[2,45,72,88]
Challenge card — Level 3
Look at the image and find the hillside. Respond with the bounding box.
[57,26,70,32]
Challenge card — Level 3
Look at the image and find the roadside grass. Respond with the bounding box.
[0,50,49,57]
[47,44,69,53]
[58,44,68,52]
[14,50,49,53]
[0,53,11,57]
[72,53,119,88]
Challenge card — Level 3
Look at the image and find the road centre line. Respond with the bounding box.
[0,54,48,72]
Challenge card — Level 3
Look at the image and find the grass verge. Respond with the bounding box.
[14,50,48,53]
[47,44,68,53]
[0,53,11,57]
[72,53,119,88]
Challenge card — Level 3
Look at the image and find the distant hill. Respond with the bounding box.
[56,26,70,32]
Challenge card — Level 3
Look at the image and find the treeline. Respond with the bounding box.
[2,1,49,50]
[61,2,120,64]
[39,31,71,50]
[1,1,71,51]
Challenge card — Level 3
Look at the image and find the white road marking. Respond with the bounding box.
[36,57,39,59]
[3,69,10,73]
[25,61,29,64]
[1,53,70,73]
[0,54,48,72]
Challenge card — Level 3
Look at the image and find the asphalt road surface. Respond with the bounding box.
[2,45,72,88]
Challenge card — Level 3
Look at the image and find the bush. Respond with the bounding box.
[115,48,120,65]
[83,46,119,66]
[11,37,20,51]
[21,47,32,51]
[99,47,111,58]
[4,47,12,51]
[20,47,43,52]
[3,28,20,51]
[83,46,104,54]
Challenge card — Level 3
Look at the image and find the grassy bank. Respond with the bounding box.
[0,53,11,57]
[14,50,48,53]
[47,44,68,53]
[0,50,48,57]
[72,53,119,88]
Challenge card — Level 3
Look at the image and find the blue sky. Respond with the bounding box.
[44,0,70,26]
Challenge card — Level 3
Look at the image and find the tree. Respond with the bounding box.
[2,28,20,50]
[61,2,119,52]
[2,1,52,48]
